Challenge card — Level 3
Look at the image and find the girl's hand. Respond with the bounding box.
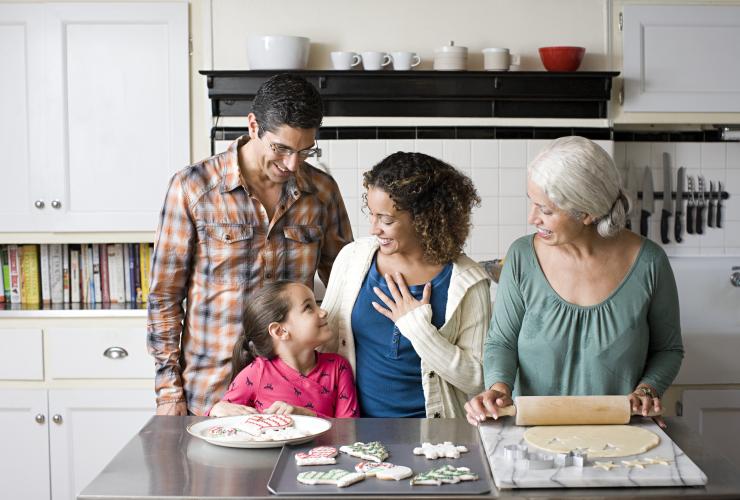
[372,272,431,323]
[629,384,666,429]
[209,401,258,417]
[464,383,513,426]
[263,401,316,417]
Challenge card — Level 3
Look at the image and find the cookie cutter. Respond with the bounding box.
[571,449,588,468]
[554,451,573,467]
[503,444,529,461]
[526,453,555,470]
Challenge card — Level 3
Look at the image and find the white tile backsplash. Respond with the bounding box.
[499,140,527,168]
[318,138,736,258]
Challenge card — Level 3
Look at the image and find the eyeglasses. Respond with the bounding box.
[262,137,322,160]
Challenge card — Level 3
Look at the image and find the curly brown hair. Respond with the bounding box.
[362,152,480,265]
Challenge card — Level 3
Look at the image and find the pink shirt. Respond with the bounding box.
[218,352,358,418]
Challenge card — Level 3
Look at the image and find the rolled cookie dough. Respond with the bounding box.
[523,425,659,458]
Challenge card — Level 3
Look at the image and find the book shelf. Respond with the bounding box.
[1,241,155,315]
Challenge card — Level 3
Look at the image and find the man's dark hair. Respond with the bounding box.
[252,74,323,136]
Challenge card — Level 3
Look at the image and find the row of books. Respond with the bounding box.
[0,243,153,305]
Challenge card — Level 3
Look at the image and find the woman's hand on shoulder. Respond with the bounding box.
[208,401,258,417]
[464,383,513,426]
[629,384,666,429]
[263,400,317,417]
[372,272,431,323]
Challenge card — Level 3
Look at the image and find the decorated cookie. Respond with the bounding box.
[413,441,469,459]
[250,427,307,442]
[207,426,248,438]
[355,461,413,481]
[295,446,338,466]
[410,465,479,486]
[297,469,365,488]
[339,441,389,463]
[241,414,293,436]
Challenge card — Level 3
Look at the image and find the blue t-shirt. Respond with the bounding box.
[352,253,452,417]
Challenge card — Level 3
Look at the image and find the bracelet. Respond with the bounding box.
[634,386,656,398]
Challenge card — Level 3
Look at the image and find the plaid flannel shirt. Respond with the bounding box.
[147,136,353,415]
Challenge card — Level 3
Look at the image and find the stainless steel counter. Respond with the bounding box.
[79,416,740,500]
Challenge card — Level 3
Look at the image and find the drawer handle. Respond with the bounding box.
[103,346,129,360]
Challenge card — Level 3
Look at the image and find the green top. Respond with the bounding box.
[484,235,684,397]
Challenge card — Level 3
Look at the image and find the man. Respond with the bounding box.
[147,74,353,416]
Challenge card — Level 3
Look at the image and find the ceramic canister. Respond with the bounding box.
[434,41,467,71]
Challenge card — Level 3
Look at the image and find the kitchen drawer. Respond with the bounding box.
[47,328,151,379]
[0,329,44,380]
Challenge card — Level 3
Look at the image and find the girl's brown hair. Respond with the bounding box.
[230,280,293,382]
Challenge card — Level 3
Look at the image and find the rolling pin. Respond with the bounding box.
[493,396,662,425]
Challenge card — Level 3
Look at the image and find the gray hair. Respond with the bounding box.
[528,136,630,238]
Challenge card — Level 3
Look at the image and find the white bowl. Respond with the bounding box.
[247,35,310,70]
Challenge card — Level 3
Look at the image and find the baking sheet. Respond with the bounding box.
[268,420,493,495]
[479,418,708,489]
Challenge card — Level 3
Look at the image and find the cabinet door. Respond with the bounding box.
[682,389,740,470]
[48,388,154,500]
[44,2,189,231]
[0,328,44,380]
[0,389,50,500]
[0,4,54,231]
[623,5,740,112]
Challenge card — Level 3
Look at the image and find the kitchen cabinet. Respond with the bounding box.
[0,2,189,232]
[682,389,740,470]
[0,320,154,500]
[621,4,740,113]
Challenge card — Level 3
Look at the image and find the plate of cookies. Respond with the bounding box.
[187,414,332,449]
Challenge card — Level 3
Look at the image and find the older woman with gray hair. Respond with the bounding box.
[465,136,684,427]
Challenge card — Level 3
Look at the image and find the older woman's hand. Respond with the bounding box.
[464,383,514,426]
[629,384,666,429]
[372,272,431,323]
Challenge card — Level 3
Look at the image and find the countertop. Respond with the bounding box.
[79,416,740,500]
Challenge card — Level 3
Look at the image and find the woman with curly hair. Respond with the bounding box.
[321,152,491,418]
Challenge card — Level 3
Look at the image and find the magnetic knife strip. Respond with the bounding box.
[636,185,729,236]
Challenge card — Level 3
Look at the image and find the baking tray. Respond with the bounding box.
[267,419,493,495]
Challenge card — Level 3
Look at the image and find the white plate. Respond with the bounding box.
[186,415,332,449]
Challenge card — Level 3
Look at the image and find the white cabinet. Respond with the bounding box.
[622,4,740,113]
[0,390,50,500]
[0,2,189,232]
[48,389,153,500]
[682,389,740,470]
[0,322,155,500]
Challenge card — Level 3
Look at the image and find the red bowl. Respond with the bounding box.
[538,46,585,72]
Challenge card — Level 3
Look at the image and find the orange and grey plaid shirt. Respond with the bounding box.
[147,136,353,415]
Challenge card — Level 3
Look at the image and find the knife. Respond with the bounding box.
[660,153,673,244]
[686,177,696,234]
[708,181,716,228]
[717,181,724,228]
[640,166,654,238]
[623,163,639,232]
[674,167,685,243]
[696,176,706,234]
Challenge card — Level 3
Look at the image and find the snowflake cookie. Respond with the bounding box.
[297,469,365,488]
[410,465,479,486]
[339,441,389,463]
[413,441,469,459]
[294,446,338,466]
[355,461,413,481]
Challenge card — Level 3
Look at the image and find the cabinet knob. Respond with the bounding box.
[52,414,63,424]
[34,200,45,209]
[35,414,46,424]
[51,199,62,209]
[103,346,129,359]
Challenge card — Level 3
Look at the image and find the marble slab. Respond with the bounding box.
[478,419,708,489]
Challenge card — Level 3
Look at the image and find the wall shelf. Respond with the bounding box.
[200,70,620,151]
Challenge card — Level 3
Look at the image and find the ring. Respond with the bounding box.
[634,386,655,398]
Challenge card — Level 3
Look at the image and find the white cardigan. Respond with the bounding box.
[321,237,491,418]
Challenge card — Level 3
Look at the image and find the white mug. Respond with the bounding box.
[390,51,422,71]
[482,48,521,71]
[361,51,392,71]
[331,51,361,70]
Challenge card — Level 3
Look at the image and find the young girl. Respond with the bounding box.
[208,280,359,418]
